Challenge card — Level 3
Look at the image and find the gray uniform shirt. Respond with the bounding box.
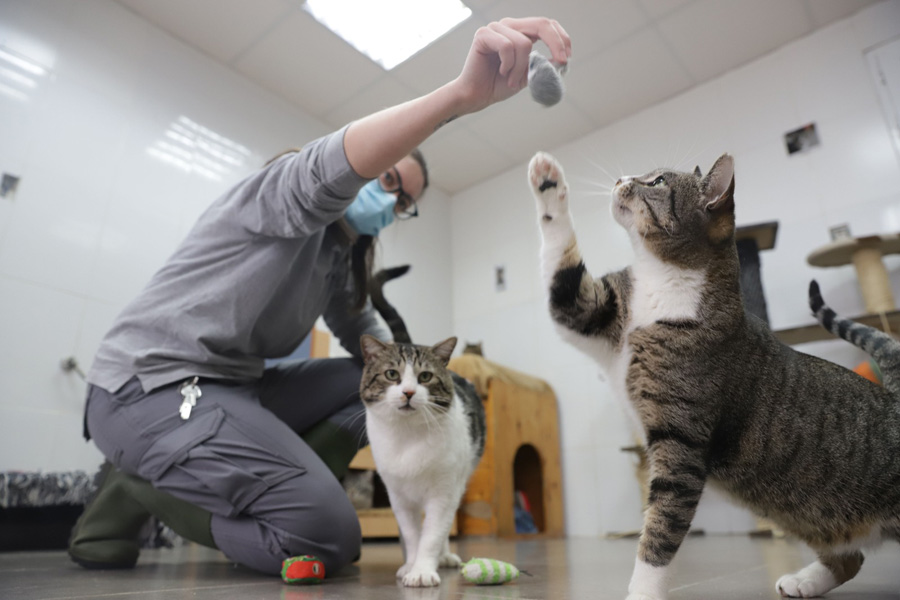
[88,126,390,394]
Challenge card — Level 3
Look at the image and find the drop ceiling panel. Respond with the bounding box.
[323,75,420,130]
[563,27,693,128]
[464,93,597,163]
[233,10,384,119]
[657,0,813,81]
[391,18,485,96]
[805,0,879,28]
[482,0,649,61]
[117,0,292,63]
[636,0,695,20]
[418,126,517,193]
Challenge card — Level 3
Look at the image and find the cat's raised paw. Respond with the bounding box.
[402,567,441,587]
[528,152,568,221]
[438,552,462,568]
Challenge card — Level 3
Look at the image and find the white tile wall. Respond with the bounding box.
[449,2,900,536]
[0,0,453,474]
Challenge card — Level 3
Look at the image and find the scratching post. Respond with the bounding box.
[735,221,780,326]
[851,245,896,313]
[737,238,770,325]
[808,234,900,316]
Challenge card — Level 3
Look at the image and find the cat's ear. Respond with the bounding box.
[701,153,735,214]
[430,337,458,365]
[360,335,390,363]
[693,166,702,177]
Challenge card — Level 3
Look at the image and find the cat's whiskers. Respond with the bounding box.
[340,407,369,450]
[573,189,613,200]
[336,403,366,429]
[572,175,614,195]
[674,140,699,172]
[336,400,366,424]
[665,137,688,172]
[420,401,443,430]
[419,401,451,444]
[413,396,437,437]
[585,157,619,189]
[676,141,717,176]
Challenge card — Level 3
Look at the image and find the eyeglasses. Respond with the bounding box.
[379,167,418,220]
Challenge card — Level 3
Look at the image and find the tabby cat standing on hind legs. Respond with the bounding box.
[527,150,900,600]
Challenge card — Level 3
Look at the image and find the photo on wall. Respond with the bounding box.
[784,122,820,155]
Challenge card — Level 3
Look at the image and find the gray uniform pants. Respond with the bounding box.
[84,357,366,575]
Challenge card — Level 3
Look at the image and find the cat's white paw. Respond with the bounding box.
[402,567,441,587]
[625,594,662,600]
[528,152,568,221]
[438,552,462,568]
[776,563,838,598]
[396,563,414,579]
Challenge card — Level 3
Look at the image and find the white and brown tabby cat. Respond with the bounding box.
[359,335,485,587]
[527,151,900,599]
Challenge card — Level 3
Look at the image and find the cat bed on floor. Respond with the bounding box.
[448,355,564,537]
[0,470,94,551]
[0,469,180,552]
[0,470,95,508]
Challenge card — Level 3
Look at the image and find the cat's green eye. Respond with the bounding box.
[649,176,666,187]
[418,372,433,384]
[385,369,400,381]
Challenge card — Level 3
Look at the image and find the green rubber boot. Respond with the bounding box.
[301,420,361,480]
[121,473,217,550]
[68,461,150,569]
[69,462,217,569]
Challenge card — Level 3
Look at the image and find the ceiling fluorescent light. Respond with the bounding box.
[303,0,472,70]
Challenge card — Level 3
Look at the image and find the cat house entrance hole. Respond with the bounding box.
[513,443,545,532]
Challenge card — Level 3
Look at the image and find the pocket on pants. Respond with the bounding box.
[139,407,226,481]
[182,443,306,517]
[146,410,308,518]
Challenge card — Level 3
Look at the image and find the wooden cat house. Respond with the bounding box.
[447,354,565,537]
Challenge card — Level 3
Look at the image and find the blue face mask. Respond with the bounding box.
[344,179,396,237]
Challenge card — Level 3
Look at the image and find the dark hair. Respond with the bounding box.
[409,148,429,193]
[266,148,427,312]
[350,234,376,312]
[350,149,428,311]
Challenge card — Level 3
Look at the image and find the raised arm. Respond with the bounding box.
[343,17,571,179]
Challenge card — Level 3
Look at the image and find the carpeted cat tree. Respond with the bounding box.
[735,221,779,326]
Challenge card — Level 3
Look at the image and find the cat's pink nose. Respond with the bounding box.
[403,390,414,399]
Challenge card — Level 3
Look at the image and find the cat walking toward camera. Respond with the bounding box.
[359,335,485,587]
[527,150,900,600]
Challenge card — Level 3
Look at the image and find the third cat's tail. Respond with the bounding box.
[369,265,412,344]
[809,280,900,393]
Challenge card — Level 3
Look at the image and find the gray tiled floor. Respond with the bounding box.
[2,535,899,599]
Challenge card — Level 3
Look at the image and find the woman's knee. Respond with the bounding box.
[212,484,360,576]
[263,473,361,572]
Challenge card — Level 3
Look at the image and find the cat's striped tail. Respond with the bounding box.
[369,265,412,344]
[809,280,900,393]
